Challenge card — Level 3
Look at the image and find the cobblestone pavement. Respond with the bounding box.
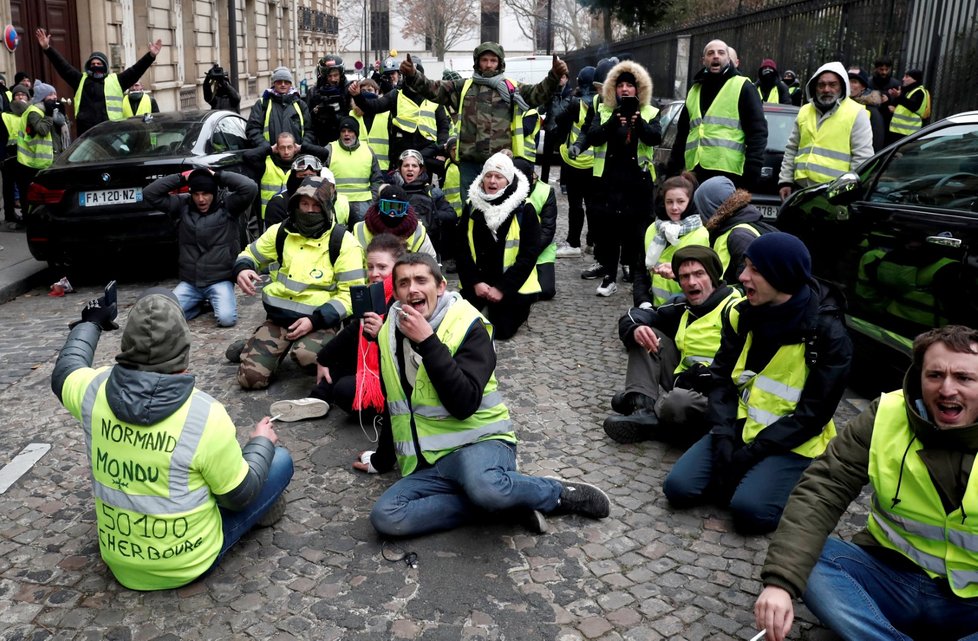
[0,186,865,641]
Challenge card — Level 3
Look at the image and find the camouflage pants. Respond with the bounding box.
[237,320,334,390]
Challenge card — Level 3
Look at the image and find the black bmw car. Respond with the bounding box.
[25,110,251,267]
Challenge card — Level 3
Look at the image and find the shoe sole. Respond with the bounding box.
[603,417,652,444]
[269,399,330,422]
[581,273,604,280]
[525,509,548,534]
[545,477,611,519]
[257,495,287,527]
[596,287,617,297]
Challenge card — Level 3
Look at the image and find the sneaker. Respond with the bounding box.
[257,495,287,527]
[583,243,594,255]
[270,398,330,422]
[621,264,633,283]
[581,263,605,280]
[555,242,582,258]
[225,339,246,363]
[596,276,618,297]
[550,479,610,519]
[603,408,659,444]
[522,509,549,535]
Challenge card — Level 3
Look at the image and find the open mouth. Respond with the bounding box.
[936,402,963,423]
[406,298,427,314]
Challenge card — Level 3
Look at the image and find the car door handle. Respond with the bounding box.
[926,235,962,248]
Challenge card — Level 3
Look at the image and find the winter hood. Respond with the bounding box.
[601,60,653,108]
[473,42,506,74]
[806,61,850,104]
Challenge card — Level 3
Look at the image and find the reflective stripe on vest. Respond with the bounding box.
[733,335,836,458]
[443,163,462,216]
[520,109,542,163]
[643,223,710,306]
[867,390,978,597]
[17,104,54,168]
[467,210,541,295]
[379,298,515,476]
[122,93,152,118]
[673,291,742,373]
[391,91,439,142]
[262,99,304,143]
[328,141,374,201]
[459,78,527,158]
[260,156,288,220]
[593,103,658,178]
[685,76,749,175]
[527,180,555,264]
[889,86,928,136]
[793,98,863,184]
[559,100,595,169]
[76,73,125,120]
[357,111,390,168]
[713,223,760,276]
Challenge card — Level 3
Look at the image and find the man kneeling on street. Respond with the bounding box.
[52,287,293,590]
[353,253,610,536]
[604,246,741,446]
[755,325,978,641]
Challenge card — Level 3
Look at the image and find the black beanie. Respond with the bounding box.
[187,171,218,195]
[743,232,812,294]
[616,71,637,87]
[672,245,723,288]
[906,69,923,83]
[339,116,360,137]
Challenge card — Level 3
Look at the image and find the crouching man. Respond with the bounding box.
[354,253,610,535]
[52,287,293,590]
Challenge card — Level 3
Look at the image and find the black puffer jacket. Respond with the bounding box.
[246,89,316,149]
[143,171,258,287]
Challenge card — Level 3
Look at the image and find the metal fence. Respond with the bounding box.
[563,0,977,120]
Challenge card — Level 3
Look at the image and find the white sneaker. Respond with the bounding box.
[555,243,582,258]
[269,398,330,422]
[596,277,618,297]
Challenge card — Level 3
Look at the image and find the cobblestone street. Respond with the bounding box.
[0,189,864,641]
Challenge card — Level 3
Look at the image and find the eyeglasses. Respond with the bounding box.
[378,198,409,217]
[292,155,323,172]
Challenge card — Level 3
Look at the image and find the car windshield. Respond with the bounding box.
[766,110,795,152]
[867,123,978,210]
[64,121,203,163]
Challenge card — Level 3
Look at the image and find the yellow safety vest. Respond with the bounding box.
[17,104,54,169]
[757,85,780,104]
[332,194,352,226]
[559,100,594,169]
[673,291,742,373]
[122,93,153,118]
[459,78,528,159]
[67,367,248,591]
[867,391,978,598]
[593,103,658,178]
[443,161,462,217]
[262,99,304,144]
[353,220,428,254]
[856,248,954,328]
[466,209,541,295]
[685,76,750,175]
[328,141,375,202]
[733,335,836,458]
[356,111,390,169]
[391,91,439,142]
[889,86,930,136]
[2,110,22,143]
[527,180,555,264]
[239,223,366,318]
[379,296,516,476]
[260,157,289,221]
[644,224,710,306]
[793,98,864,184]
[520,108,542,163]
[713,223,760,278]
[76,73,125,121]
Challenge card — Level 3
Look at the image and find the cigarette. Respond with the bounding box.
[269,414,282,422]
[749,631,767,641]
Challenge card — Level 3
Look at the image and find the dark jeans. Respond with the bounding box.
[309,357,357,413]
[537,262,555,301]
[462,289,535,340]
[662,433,811,534]
[562,163,594,248]
[594,174,653,280]
[2,155,18,222]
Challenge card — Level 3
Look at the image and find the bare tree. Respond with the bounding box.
[395,0,479,61]
[502,0,592,52]
[337,0,366,53]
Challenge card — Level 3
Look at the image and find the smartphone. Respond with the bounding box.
[104,280,117,307]
[618,95,639,118]
[351,282,386,317]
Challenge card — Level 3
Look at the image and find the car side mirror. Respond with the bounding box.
[826,172,860,202]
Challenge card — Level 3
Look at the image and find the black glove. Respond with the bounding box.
[674,363,712,392]
[567,144,581,160]
[711,433,735,469]
[70,289,119,331]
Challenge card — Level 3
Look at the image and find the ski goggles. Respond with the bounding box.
[292,155,323,172]
[378,198,409,217]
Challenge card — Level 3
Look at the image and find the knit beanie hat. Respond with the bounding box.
[338,116,360,137]
[270,66,294,84]
[672,245,724,288]
[616,71,637,87]
[693,176,736,218]
[10,84,29,99]
[31,80,56,104]
[187,170,218,195]
[116,289,191,373]
[848,68,870,89]
[906,68,923,83]
[481,151,515,182]
[743,232,813,295]
[85,52,109,71]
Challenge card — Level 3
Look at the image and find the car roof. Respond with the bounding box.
[762,103,799,114]
[121,109,241,124]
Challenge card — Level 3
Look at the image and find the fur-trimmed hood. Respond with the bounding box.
[704,189,757,231]
[600,60,653,108]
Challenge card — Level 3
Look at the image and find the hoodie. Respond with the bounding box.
[778,61,875,188]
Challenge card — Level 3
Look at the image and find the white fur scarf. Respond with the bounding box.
[645,215,703,269]
[467,172,530,239]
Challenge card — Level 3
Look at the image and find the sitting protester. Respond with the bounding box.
[352,183,437,258]
[385,148,456,265]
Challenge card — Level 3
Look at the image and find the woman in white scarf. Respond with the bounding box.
[636,173,711,308]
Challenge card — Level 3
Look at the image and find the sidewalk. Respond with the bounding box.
[0,229,50,303]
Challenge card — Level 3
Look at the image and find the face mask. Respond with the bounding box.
[294,210,327,237]
[361,91,378,101]
[10,101,28,115]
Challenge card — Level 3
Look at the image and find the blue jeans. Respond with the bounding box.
[804,538,978,641]
[662,433,811,534]
[174,280,237,327]
[370,440,562,537]
[213,446,294,566]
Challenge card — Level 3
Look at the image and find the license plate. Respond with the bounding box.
[756,203,779,220]
[79,188,143,207]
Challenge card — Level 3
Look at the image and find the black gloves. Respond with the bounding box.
[673,363,712,392]
[70,283,118,330]
[711,433,735,469]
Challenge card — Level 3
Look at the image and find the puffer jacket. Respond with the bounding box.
[703,189,776,283]
[762,367,978,597]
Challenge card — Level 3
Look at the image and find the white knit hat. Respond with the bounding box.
[481,152,515,182]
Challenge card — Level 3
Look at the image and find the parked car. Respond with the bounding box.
[777,110,978,390]
[653,102,799,219]
[25,110,251,267]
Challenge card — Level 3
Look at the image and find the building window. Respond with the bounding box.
[481,0,499,44]
[371,0,389,53]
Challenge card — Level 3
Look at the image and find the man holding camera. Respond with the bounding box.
[204,64,241,112]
